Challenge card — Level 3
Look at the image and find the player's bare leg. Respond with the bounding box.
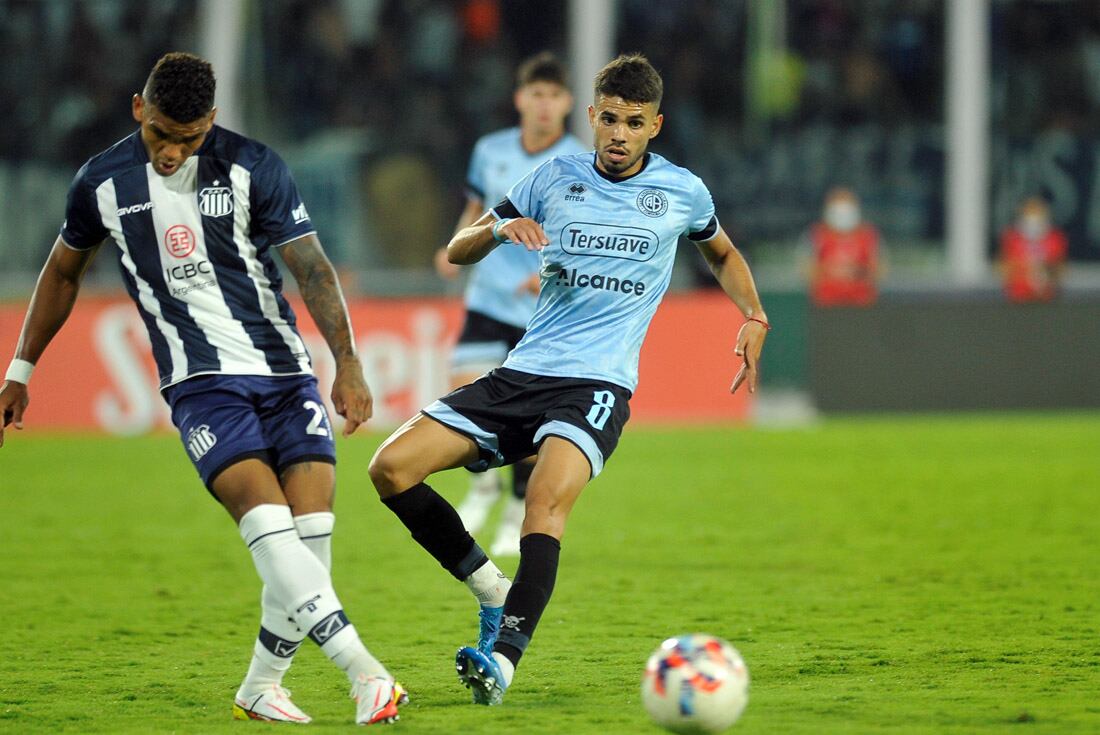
[457,436,591,703]
[215,460,401,725]
[519,437,590,539]
[370,413,481,497]
[370,414,514,656]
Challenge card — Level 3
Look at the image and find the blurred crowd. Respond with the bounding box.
[255,1,567,180]
[993,0,1100,137]
[0,0,198,166]
[2,0,1100,279]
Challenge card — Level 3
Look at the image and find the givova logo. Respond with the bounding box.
[186,424,217,460]
[308,611,348,645]
[560,222,658,262]
[291,202,310,224]
[117,201,154,216]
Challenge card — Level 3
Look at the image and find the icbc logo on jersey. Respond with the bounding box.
[164,225,196,258]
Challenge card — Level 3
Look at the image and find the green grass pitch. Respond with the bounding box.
[1,414,1097,734]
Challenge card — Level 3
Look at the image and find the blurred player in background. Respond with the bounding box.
[998,196,1067,303]
[370,54,769,706]
[806,187,880,307]
[434,52,586,556]
[0,53,404,726]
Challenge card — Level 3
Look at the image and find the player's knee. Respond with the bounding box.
[522,494,570,539]
[368,445,417,498]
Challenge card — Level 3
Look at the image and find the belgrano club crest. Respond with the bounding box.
[199,183,234,217]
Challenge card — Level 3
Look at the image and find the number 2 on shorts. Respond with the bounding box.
[303,400,331,437]
[585,390,616,431]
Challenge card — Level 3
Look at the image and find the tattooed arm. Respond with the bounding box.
[279,234,372,435]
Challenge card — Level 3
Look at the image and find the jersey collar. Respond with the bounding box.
[591,152,651,183]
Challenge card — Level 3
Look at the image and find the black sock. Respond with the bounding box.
[493,533,561,668]
[382,482,488,580]
[511,461,533,500]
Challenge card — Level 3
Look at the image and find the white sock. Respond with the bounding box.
[239,512,337,696]
[298,513,388,681]
[464,559,510,607]
[492,652,515,686]
[239,505,387,685]
[295,511,335,568]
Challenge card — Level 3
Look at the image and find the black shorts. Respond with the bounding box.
[421,367,631,479]
[450,310,528,373]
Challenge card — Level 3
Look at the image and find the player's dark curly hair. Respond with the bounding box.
[143,52,216,123]
[516,52,569,89]
[594,53,663,107]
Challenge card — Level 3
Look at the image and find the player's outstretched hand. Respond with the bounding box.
[331,360,373,437]
[434,246,461,279]
[0,380,30,448]
[499,218,549,251]
[731,319,769,395]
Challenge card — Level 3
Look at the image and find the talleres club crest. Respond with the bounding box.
[199,182,234,218]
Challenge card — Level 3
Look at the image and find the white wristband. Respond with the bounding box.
[5,359,34,385]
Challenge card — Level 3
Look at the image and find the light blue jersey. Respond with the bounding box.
[464,128,587,327]
[493,152,719,392]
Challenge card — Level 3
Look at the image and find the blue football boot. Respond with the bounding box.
[477,604,504,656]
[455,646,507,705]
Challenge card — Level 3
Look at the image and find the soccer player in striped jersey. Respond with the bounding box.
[435,53,586,557]
[369,54,769,706]
[0,53,403,725]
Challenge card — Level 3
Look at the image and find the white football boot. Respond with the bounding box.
[232,684,311,723]
[351,673,408,725]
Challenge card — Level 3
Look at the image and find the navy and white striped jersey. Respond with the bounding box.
[60,126,316,389]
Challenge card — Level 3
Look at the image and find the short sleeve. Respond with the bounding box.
[465,138,488,201]
[250,149,317,247]
[59,165,108,250]
[494,159,553,223]
[685,175,719,242]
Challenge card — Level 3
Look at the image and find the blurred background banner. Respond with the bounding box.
[2,0,1099,419]
[0,295,750,432]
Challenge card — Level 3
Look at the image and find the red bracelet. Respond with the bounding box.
[746,317,771,331]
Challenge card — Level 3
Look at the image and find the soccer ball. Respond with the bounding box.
[641,634,750,733]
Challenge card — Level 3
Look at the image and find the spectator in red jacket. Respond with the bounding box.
[806,187,880,306]
[998,197,1067,303]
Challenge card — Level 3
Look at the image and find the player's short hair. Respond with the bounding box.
[516,52,569,89]
[594,53,663,107]
[143,52,216,123]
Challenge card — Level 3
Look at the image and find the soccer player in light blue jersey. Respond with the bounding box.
[435,53,587,556]
[369,54,769,706]
[0,53,404,725]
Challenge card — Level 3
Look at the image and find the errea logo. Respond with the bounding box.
[565,182,586,202]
